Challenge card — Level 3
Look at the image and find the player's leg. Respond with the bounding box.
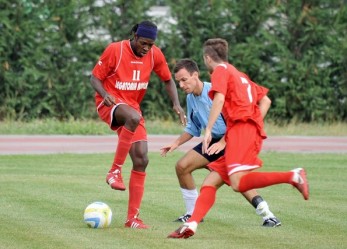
[226,122,309,200]
[174,149,209,222]
[241,190,281,227]
[174,138,224,222]
[188,171,224,223]
[105,104,142,190]
[231,169,309,200]
[168,171,224,239]
[124,139,149,229]
[209,155,281,227]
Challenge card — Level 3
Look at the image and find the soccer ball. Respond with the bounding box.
[84,202,112,228]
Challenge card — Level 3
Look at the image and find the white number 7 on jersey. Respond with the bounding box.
[240,77,253,103]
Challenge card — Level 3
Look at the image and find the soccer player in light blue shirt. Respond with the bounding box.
[161,59,280,227]
[185,81,226,140]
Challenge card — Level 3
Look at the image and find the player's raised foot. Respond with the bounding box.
[106,169,126,191]
[262,217,281,227]
[174,214,191,222]
[167,221,197,239]
[291,168,309,200]
[125,216,149,229]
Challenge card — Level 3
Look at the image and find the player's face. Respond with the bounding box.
[175,68,199,94]
[132,36,155,57]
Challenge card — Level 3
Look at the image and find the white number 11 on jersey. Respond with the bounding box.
[132,70,140,81]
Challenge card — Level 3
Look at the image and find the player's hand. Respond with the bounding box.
[102,93,116,106]
[202,130,212,154]
[160,143,178,157]
[173,105,187,126]
[206,139,225,155]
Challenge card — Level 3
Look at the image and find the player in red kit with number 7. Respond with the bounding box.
[90,21,186,229]
[168,38,309,239]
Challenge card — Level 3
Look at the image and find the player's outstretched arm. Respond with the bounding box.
[160,132,193,156]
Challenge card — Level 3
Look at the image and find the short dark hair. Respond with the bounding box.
[203,38,228,62]
[173,59,200,74]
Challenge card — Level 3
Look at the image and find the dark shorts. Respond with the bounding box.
[192,137,225,162]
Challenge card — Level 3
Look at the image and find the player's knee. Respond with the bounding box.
[126,114,141,130]
[230,182,240,192]
[140,156,149,167]
[175,160,188,176]
[132,156,149,171]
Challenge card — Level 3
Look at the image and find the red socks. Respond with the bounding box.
[127,170,146,220]
[238,171,293,192]
[190,186,217,223]
[110,127,134,172]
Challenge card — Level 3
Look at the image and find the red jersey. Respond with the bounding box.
[92,40,172,112]
[208,63,268,138]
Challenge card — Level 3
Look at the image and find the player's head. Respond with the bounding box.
[173,59,201,95]
[130,21,157,57]
[203,38,228,73]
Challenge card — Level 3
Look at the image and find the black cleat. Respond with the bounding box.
[174,214,204,223]
[174,214,191,222]
[263,217,281,227]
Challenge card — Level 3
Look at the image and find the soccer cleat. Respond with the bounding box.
[124,217,149,229]
[291,168,309,200]
[167,221,197,239]
[174,214,204,223]
[106,169,126,191]
[174,214,191,222]
[262,217,282,227]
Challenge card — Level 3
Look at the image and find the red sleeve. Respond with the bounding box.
[254,83,269,102]
[241,73,269,102]
[208,65,229,100]
[91,42,119,81]
[152,46,172,82]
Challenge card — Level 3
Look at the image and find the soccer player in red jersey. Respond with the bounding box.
[168,38,309,239]
[162,59,280,227]
[90,21,186,229]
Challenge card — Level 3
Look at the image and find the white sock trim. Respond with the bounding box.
[256,201,275,219]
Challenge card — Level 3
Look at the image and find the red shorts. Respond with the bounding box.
[208,121,263,185]
[208,156,231,185]
[96,101,147,143]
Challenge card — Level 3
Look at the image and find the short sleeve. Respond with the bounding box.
[92,43,119,81]
[208,65,229,100]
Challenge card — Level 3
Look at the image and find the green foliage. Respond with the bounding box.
[0,0,346,122]
[0,0,156,121]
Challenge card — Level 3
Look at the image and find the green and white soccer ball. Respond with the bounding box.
[84,202,112,228]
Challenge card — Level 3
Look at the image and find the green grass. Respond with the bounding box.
[0,152,346,249]
[0,118,346,135]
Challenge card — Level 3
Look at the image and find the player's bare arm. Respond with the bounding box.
[90,75,116,106]
[258,95,271,119]
[203,92,225,154]
[164,79,187,126]
[160,132,193,156]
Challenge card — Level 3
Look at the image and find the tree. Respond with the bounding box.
[0,0,346,122]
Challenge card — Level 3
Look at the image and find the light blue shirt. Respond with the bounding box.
[184,82,226,139]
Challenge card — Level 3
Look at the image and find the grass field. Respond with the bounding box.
[0,152,346,249]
